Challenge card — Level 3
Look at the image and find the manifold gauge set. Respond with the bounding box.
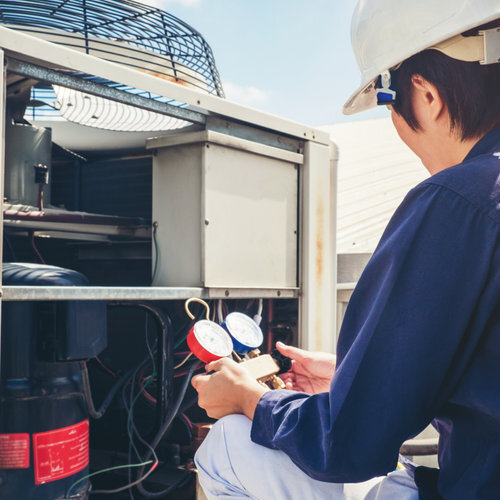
[184,298,285,389]
[185,299,263,362]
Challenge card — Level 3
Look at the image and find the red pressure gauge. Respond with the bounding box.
[187,319,233,363]
[184,298,233,363]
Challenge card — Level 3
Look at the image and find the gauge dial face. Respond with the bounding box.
[224,312,263,349]
[193,320,233,357]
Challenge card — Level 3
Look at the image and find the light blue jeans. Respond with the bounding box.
[195,415,419,500]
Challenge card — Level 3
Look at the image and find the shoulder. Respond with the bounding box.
[415,151,500,224]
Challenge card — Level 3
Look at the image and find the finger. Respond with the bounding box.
[205,356,235,373]
[191,373,210,390]
[276,341,308,361]
[280,372,295,383]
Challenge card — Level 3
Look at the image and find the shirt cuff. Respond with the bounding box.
[250,389,308,449]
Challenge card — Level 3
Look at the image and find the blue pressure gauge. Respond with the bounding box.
[222,312,263,354]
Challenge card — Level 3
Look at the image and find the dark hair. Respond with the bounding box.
[392,49,500,140]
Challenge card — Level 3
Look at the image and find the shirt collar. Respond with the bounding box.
[464,127,500,162]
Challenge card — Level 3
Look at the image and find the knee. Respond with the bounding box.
[195,414,252,470]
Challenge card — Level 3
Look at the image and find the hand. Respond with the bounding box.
[275,342,336,395]
[191,357,269,420]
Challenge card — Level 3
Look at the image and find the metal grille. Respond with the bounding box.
[0,0,224,97]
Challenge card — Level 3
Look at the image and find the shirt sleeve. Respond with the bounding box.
[251,182,500,483]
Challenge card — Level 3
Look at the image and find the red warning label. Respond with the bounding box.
[0,433,30,469]
[33,420,89,485]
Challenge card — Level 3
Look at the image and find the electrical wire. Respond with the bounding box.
[81,305,194,497]
[217,299,224,323]
[135,364,197,498]
[89,460,159,496]
[121,314,163,490]
[173,352,193,370]
[66,460,155,499]
[151,221,159,284]
[126,355,156,462]
[122,369,159,492]
[118,358,196,498]
[30,231,46,264]
[174,360,203,378]
[80,361,134,420]
[110,301,174,436]
[94,356,118,378]
[178,413,193,442]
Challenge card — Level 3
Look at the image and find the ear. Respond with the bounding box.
[410,74,445,123]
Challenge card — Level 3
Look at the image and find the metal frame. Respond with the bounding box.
[7,58,206,125]
[0,26,336,353]
[1,286,298,301]
[0,26,329,143]
[299,140,338,353]
[0,48,5,379]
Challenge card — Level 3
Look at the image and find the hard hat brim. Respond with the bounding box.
[342,79,378,115]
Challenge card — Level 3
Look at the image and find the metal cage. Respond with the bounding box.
[0,0,224,97]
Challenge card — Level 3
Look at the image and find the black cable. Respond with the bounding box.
[122,358,158,499]
[135,364,197,498]
[91,469,192,498]
[151,222,159,284]
[109,301,174,434]
[86,361,160,497]
[80,361,134,419]
[126,361,159,461]
[89,358,194,497]
[178,394,199,416]
[89,461,159,496]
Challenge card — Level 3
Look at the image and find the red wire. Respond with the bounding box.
[31,232,46,264]
[180,413,193,430]
[95,356,117,377]
[174,361,204,378]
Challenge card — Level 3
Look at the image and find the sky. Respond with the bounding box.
[143,0,389,127]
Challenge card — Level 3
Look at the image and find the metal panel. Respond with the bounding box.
[4,122,52,206]
[150,131,300,289]
[202,142,298,288]
[151,142,203,287]
[299,140,337,353]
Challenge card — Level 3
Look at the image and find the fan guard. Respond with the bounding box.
[0,0,224,97]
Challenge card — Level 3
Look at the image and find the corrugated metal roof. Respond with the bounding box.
[319,118,429,254]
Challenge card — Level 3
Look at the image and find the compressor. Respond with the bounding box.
[0,263,107,500]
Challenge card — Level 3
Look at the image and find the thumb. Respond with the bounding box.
[276,341,308,361]
[191,372,208,390]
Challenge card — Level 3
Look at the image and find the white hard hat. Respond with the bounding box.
[343,0,500,115]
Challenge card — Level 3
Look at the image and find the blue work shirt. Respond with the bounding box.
[251,128,500,500]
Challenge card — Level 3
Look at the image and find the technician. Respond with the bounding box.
[192,1,500,498]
